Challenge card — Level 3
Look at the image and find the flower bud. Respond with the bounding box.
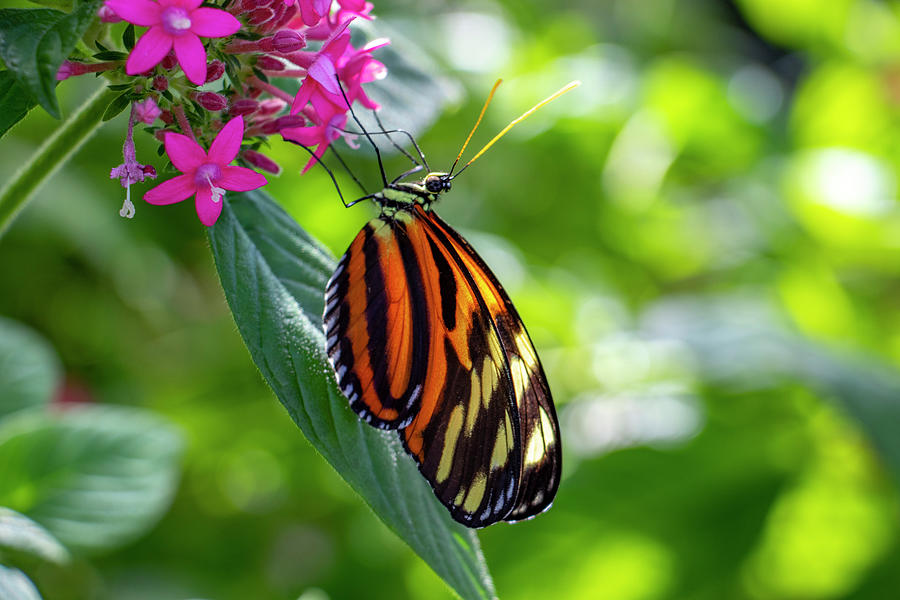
[258,3,286,33]
[56,60,77,81]
[160,110,174,124]
[206,60,225,83]
[242,150,282,174]
[230,98,260,116]
[195,92,229,112]
[134,98,162,124]
[274,114,305,130]
[257,98,286,116]
[258,118,281,135]
[271,4,298,30]
[142,165,158,178]
[272,30,305,53]
[152,75,169,91]
[98,6,122,23]
[256,55,284,71]
[249,7,274,25]
[161,51,178,70]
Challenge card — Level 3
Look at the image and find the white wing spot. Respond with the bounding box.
[409,384,422,403]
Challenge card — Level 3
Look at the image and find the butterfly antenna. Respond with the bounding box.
[449,78,502,177]
[328,145,369,195]
[371,110,418,165]
[451,80,581,179]
[335,75,388,187]
[372,110,430,171]
[287,141,353,207]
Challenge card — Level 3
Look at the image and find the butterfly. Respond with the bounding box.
[322,80,578,527]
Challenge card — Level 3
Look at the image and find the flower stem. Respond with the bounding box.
[173,104,197,140]
[248,75,296,103]
[0,85,118,238]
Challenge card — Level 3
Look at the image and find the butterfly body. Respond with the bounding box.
[323,173,561,527]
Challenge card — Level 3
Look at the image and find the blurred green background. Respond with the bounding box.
[3,0,900,598]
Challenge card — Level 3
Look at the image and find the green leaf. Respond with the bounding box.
[0,71,38,139]
[91,50,126,61]
[0,508,69,565]
[0,1,104,119]
[26,1,73,9]
[101,90,131,121]
[0,318,61,421]
[122,23,134,51]
[208,190,496,600]
[0,405,183,554]
[0,565,42,600]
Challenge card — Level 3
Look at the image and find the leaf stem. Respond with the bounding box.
[0,85,117,238]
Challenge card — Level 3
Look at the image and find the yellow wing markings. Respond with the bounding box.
[436,404,465,484]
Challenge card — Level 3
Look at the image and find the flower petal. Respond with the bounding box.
[173,33,207,85]
[308,54,340,94]
[290,79,314,115]
[301,143,328,174]
[189,7,241,37]
[281,124,321,146]
[208,117,245,165]
[161,0,203,9]
[125,27,173,75]
[104,0,161,27]
[219,166,268,192]
[164,132,206,172]
[194,186,223,226]
[144,174,196,205]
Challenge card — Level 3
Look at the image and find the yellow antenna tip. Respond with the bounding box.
[455,79,582,175]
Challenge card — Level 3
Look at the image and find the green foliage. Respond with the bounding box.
[0,0,102,119]
[0,564,42,600]
[208,190,494,600]
[2,0,900,598]
[0,509,70,566]
[0,317,60,419]
[0,320,183,598]
[0,406,183,553]
[0,71,39,139]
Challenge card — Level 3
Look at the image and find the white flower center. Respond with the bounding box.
[195,163,226,203]
[161,7,192,36]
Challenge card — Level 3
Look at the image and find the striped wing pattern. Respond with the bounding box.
[324,204,560,527]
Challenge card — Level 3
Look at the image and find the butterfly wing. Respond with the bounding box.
[324,205,560,527]
[421,207,561,522]
[396,207,522,526]
[324,216,430,428]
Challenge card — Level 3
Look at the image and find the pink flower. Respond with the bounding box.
[144,117,268,226]
[296,0,332,26]
[336,0,369,14]
[105,0,241,85]
[289,20,353,116]
[337,38,387,110]
[134,97,162,124]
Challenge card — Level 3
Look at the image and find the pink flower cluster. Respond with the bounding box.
[58,0,388,226]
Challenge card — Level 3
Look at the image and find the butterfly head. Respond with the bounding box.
[423,172,452,195]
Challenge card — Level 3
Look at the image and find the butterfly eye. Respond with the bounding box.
[425,177,443,193]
